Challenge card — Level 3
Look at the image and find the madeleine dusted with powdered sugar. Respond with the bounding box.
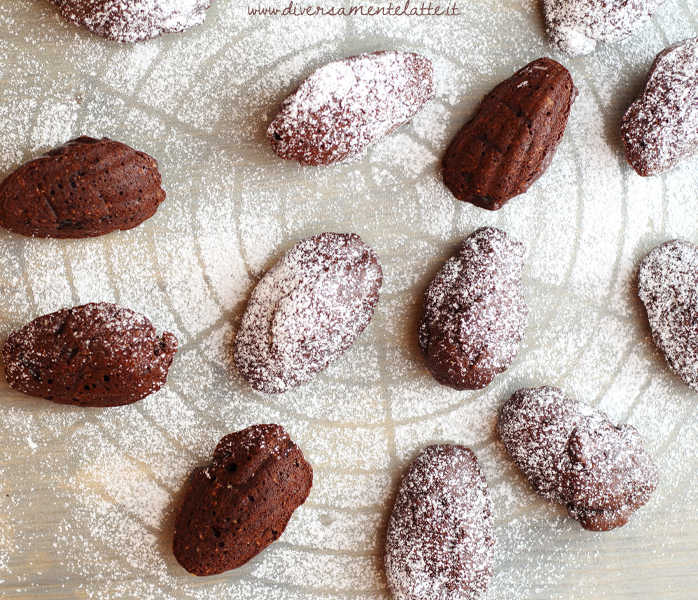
[385,445,495,600]
[621,38,698,177]
[543,0,667,56]
[267,51,434,166]
[638,239,698,391]
[234,233,382,393]
[48,0,210,42]
[419,227,528,390]
[498,387,658,531]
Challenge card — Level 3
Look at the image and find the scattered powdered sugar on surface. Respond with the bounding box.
[0,0,698,598]
[543,0,668,56]
[49,0,210,43]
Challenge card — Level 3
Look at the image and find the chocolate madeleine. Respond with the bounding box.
[0,136,165,238]
[638,239,698,390]
[442,58,577,211]
[172,424,313,576]
[498,387,659,531]
[268,51,434,166]
[544,0,667,57]
[385,445,495,600]
[419,227,528,390]
[234,232,382,393]
[47,0,210,43]
[621,38,698,177]
[2,302,177,407]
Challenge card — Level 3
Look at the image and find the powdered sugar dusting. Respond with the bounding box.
[621,37,698,176]
[1,0,698,597]
[638,239,698,391]
[385,445,495,600]
[49,0,210,43]
[543,0,668,56]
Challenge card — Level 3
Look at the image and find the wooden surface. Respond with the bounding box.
[1,0,698,598]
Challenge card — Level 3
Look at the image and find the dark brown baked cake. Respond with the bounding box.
[498,387,659,531]
[621,37,698,177]
[385,445,495,600]
[442,57,577,211]
[47,0,210,43]
[419,227,528,390]
[268,51,434,166]
[638,239,698,391]
[543,0,667,56]
[172,424,313,576]
[234,232,383,393]
[0,136,165,238]
[2,302,178,407]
